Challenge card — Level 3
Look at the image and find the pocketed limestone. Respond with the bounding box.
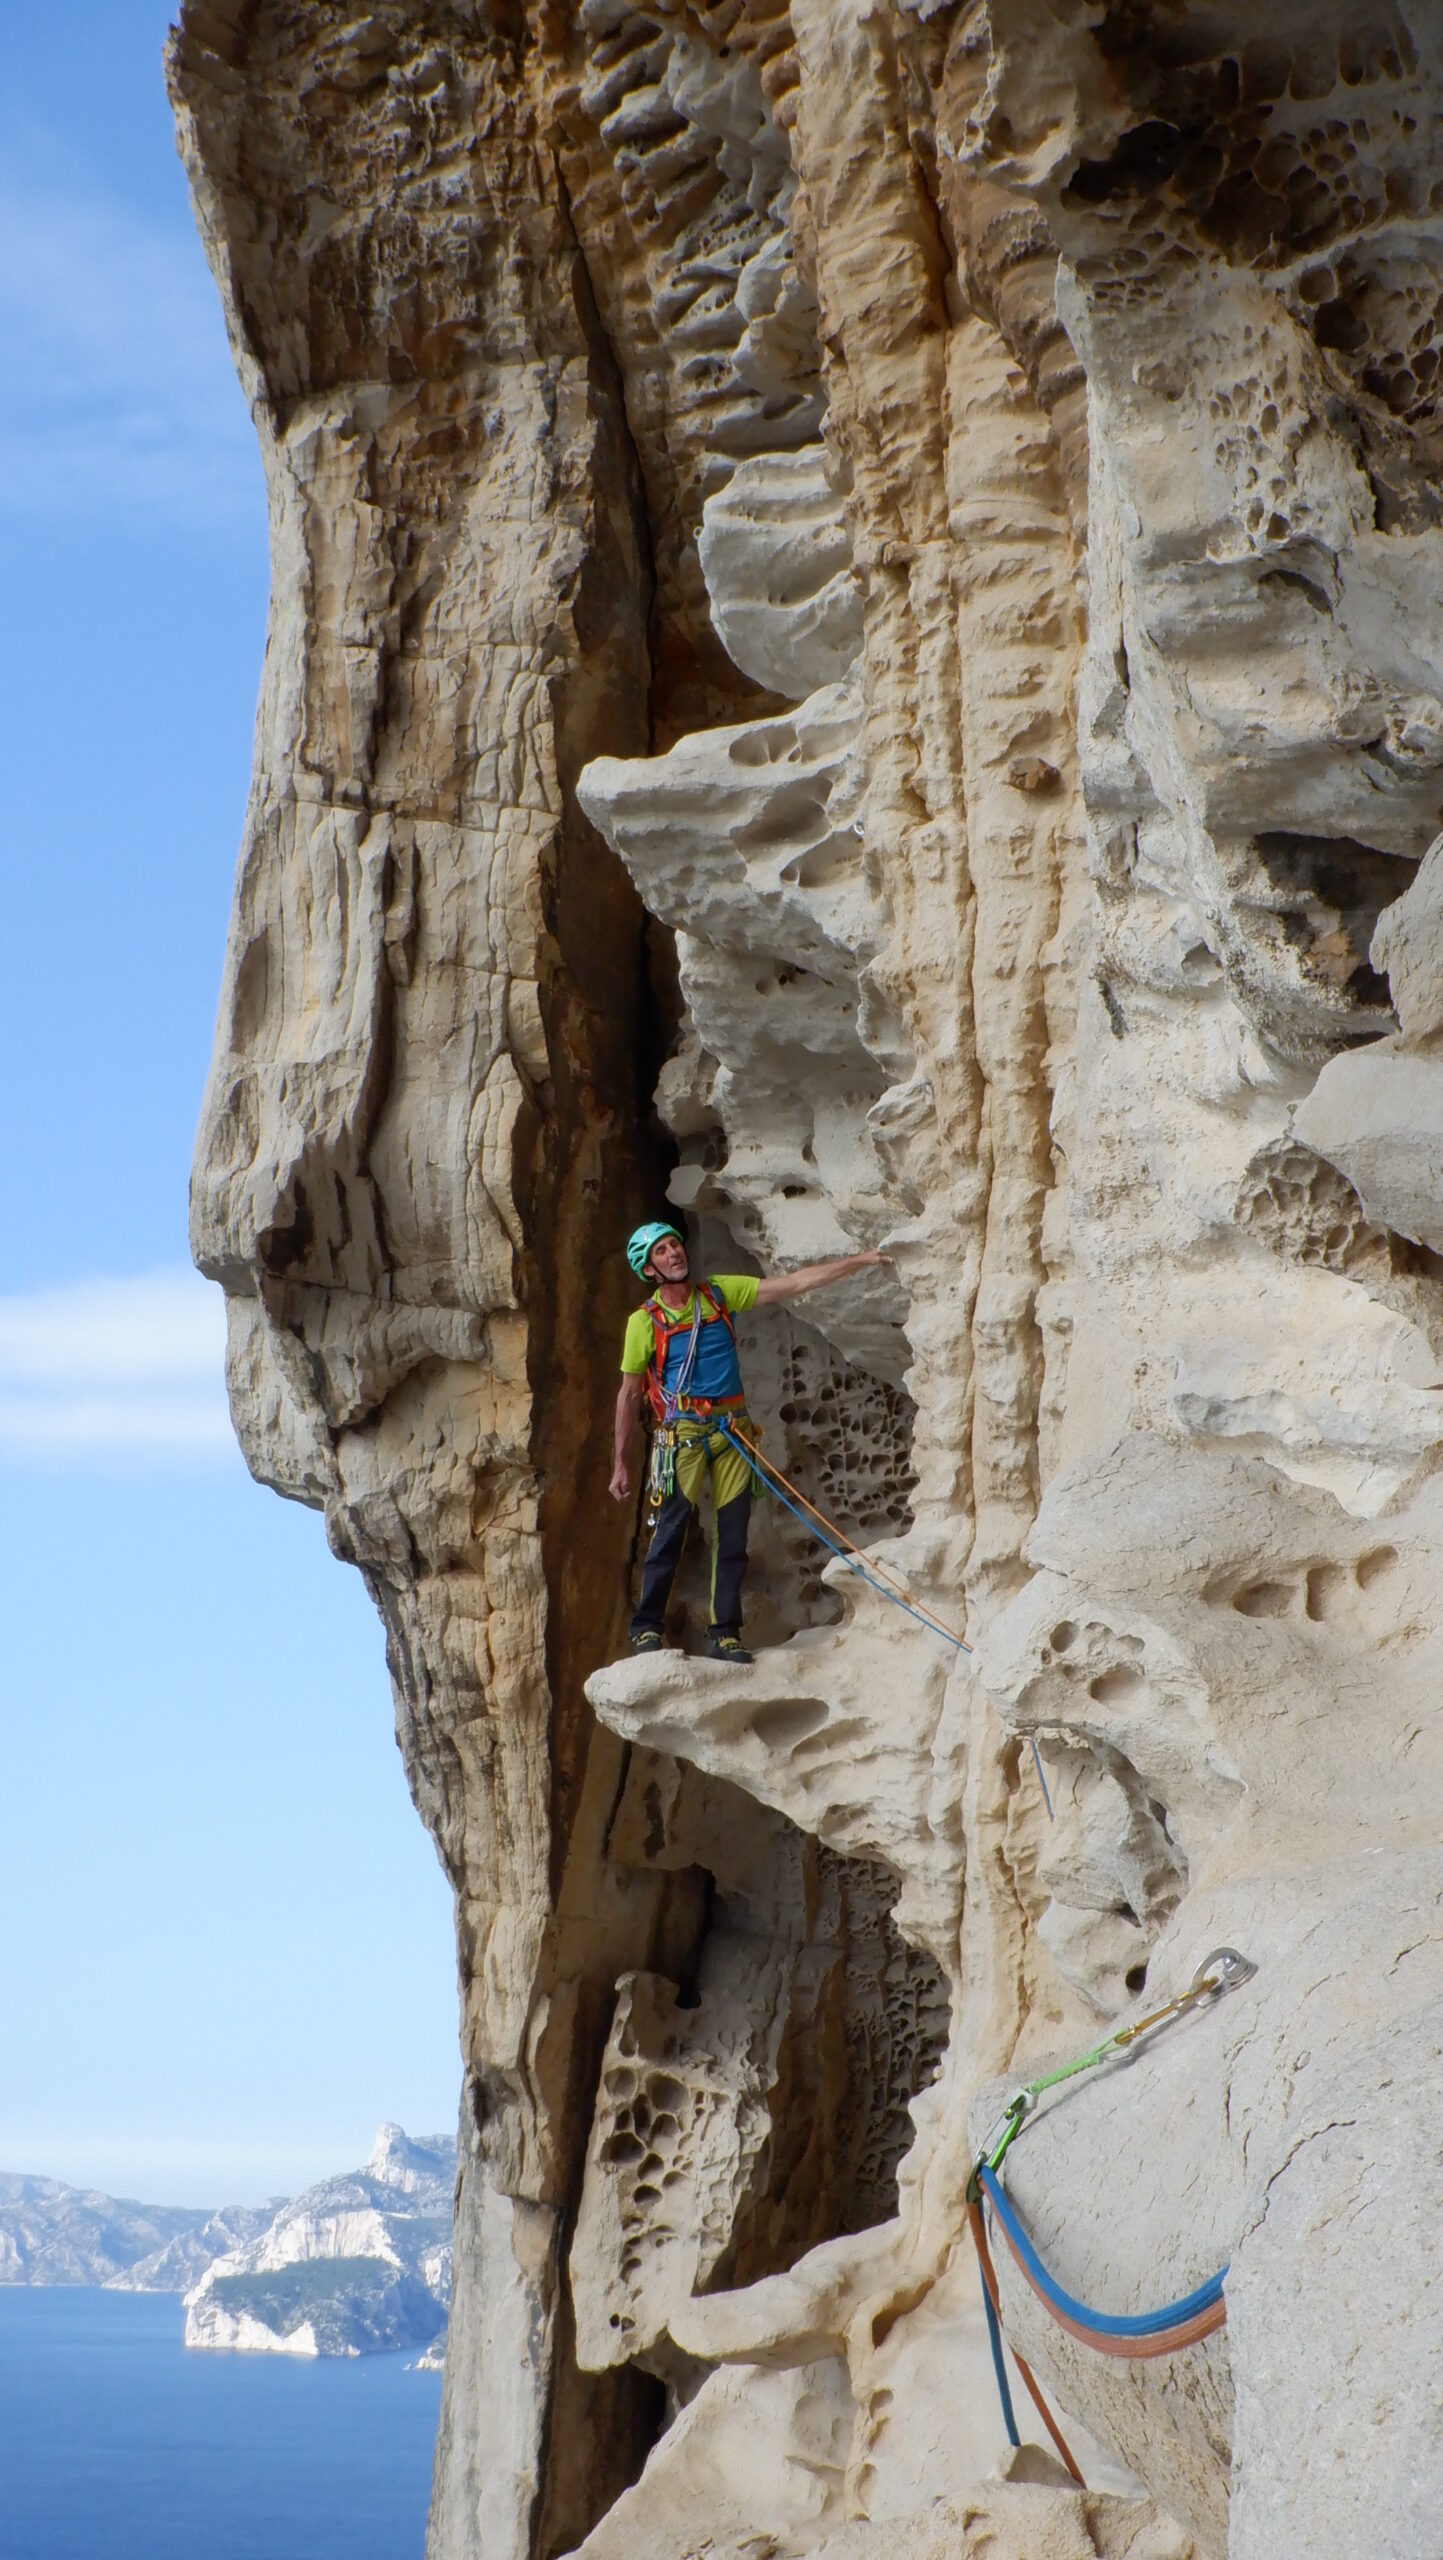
[175,5,1443,2556]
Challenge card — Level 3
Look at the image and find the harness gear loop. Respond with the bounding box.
[646,1423,677,1511]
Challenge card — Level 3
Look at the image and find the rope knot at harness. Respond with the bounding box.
[967,1946,1258,2480]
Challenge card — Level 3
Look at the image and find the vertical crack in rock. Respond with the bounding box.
[178,4,1443,2558]
[172,5,701,2547]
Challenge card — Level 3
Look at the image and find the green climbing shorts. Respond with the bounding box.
[671,1412,759,1509]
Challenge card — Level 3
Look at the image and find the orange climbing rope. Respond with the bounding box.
[723,1421,972,1651]
[717,1421,1056,1817]
[966,2194,1086,2482]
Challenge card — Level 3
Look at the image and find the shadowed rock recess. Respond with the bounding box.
[173,5,1443,2554]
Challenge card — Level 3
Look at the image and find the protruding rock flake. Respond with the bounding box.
[174,5,1443,2557]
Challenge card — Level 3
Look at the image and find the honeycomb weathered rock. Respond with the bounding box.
[175,6,1443,2556]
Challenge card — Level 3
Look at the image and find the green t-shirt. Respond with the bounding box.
[620,1273,760,1375]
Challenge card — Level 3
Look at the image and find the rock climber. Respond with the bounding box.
[609,1219,888,1663]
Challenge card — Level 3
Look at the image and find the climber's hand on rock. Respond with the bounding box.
[608,1460,633,1504]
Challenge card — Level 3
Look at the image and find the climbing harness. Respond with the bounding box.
[642,1285,750,1513]
[712,1417,1056,1818]
[966,1948,1256,2470]
[643,1283,744,1422]
[647,1411,764,1515]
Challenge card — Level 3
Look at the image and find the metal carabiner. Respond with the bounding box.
[1190,1946,1256,1999]
[980,2086,1035,2169]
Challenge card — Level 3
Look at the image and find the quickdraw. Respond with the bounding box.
[966,1947,1256,2475]
[973,1947,1256,2184]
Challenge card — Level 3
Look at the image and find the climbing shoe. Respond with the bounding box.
[629,1628,665,1656]
[701,1630,754,1665]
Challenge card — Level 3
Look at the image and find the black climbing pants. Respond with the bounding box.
[631,1486,752,1639]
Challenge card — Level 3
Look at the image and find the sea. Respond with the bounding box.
[0,2289,443,2560]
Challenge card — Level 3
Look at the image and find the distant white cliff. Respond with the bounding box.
[183,2125,454,2360]
[0,2125,454,2361]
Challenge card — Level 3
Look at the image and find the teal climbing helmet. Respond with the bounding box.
[626,1221,683,1279]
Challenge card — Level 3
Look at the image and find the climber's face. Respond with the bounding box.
[647,1233,690,1285]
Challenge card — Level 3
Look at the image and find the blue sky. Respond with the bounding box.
[0,3,459,2205]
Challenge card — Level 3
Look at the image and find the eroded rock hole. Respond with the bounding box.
[1356,1544,1399,1589]
[1215,831,1415,1061]
[1066,119,1187,207]
[1233,1577,1295,1619]
[1217,1540,1403,1631]
[1252,832,1412,1010]
[577,1758,951,2392]
[1034,1739,1189,2015]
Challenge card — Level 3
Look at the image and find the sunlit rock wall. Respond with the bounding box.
[175,5,1443,2557]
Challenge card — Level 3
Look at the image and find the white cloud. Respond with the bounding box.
[0,151,263,528]
[0,1269,234,1464]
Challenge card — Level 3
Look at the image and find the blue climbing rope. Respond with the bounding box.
[978,2254,1021,2448]
[717,1420,967,1650]
[964,1952,1251,2408]
[717,1419,1055,1818]
[977,2167,1227,2338]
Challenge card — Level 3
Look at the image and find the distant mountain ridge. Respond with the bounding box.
[0,2126,454,2361]
[0,2176,273,2292]
[185,2124,454,2359]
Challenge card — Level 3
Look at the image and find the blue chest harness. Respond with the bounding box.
[644,1284,745,1418]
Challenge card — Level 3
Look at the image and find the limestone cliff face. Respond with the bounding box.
[174,6,1443,2556]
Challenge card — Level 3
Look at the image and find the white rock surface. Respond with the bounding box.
[1293,1044,1443,1255]
[173,3,1443,2555]
[698,449,863,696]
[1371,825,1443,1044]
[579,667,909,1383]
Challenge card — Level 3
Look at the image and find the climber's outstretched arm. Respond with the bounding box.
[754,1249,888,1308]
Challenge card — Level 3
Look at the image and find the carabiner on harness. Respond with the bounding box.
[646,1424,677,1510]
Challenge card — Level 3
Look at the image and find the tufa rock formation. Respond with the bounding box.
[172,3,1443,2554]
